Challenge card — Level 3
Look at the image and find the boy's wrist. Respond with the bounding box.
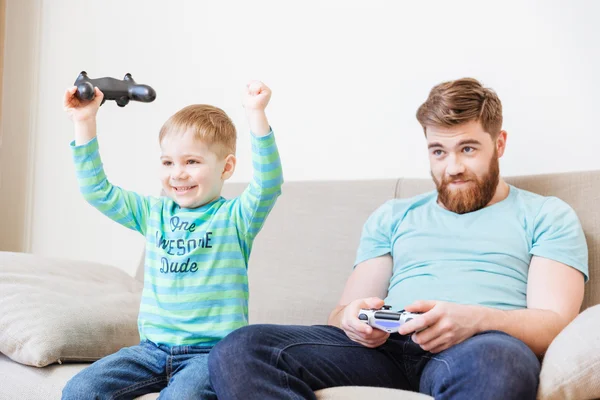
[73,118,97,128]
[245,108,267,119]
[73,118,98,145]
[246,109,270,136]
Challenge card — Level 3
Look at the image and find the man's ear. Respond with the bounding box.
[496,130,507,158]
[221,154,236,180]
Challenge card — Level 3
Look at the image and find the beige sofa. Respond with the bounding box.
[1,171,599,400]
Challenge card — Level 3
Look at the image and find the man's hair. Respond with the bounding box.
[159,104,237,158]
[416,78,503,137]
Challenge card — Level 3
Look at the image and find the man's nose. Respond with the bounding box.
[445,154,466,176]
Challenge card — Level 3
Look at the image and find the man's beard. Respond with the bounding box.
[432,153,500,214]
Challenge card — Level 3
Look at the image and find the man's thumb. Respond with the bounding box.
[364,297,384,310]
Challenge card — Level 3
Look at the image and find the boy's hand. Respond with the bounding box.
[63,86,104,122]
[243,81,271,136]
[243,81,271,111]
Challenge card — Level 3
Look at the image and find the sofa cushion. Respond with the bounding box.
[0,353,159,399]
[315,386,433,399]
[537,305,600,400]
[0,251,142,367]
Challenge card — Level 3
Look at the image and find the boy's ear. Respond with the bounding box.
[221,154,236,180]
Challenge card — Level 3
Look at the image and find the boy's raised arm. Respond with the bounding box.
[233,81,283,239]
[64,86,152,235]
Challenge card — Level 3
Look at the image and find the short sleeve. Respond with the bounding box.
[530,197,589,282]
[354,200,394,267]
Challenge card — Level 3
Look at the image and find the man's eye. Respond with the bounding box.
[433,150,444,156]
[162,161,172,166]
[463,147,475,153]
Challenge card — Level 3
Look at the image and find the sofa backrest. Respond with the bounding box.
[223,180,399,325]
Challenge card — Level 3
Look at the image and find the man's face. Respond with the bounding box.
[427,120,506,214]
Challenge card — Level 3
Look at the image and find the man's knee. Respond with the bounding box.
[422,331,540,399]
[470,331,540,380]
[209,325,268,375]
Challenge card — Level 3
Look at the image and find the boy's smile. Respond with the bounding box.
[160,129,229,209]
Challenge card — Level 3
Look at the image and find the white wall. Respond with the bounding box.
[18,0,600,274]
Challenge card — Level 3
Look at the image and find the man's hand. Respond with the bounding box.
[63,86,104,122]
[399,300,485,353]
[340,297,390,348]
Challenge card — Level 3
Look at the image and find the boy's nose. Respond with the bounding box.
[171,166,188,180]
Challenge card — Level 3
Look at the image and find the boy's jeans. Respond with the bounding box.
[209,325,540,400]
[62,339,216,400]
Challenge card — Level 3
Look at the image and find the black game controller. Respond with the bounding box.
[74,71,156,107]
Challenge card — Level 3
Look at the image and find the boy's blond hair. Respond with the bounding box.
[159,104,237,158]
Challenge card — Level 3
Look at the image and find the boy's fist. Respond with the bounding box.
[243,81,271,111]
[63,86,104,122]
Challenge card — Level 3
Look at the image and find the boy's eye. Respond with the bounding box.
[162,161,172,166]
[187,160,199,165]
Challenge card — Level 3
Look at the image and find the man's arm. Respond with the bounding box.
[479,256,584,355]
[401,256,584,356]
[328,255,392,327]
[327,255,393,348]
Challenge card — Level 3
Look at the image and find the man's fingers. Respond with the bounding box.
[411,323,439,345]
[428,344,451,354]
[415,332,449,353]
[398,315,428,335]
[364,297,385,310]
[346,321,389,344]
[405,300,437,313]
[399,307,441,335]
[346,318,372,336]
[347,332,387,348]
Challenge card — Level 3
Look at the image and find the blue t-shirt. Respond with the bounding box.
[355,186,588,311]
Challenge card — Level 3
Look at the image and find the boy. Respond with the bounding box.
[61,81,283,399]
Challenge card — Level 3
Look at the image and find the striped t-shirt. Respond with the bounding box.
[72,131,283,346]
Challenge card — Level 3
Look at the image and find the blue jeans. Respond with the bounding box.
[209,325,540,400]
[62,340,216,400]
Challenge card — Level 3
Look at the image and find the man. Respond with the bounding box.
[208,78,588,399]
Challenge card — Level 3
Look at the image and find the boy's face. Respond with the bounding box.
[160,130,234,209]
[426,120,507,214]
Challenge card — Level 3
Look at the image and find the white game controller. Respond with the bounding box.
[358,305,422,334]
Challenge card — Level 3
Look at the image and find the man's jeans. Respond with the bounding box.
[209,325,540,400]
[62,339,216,400]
